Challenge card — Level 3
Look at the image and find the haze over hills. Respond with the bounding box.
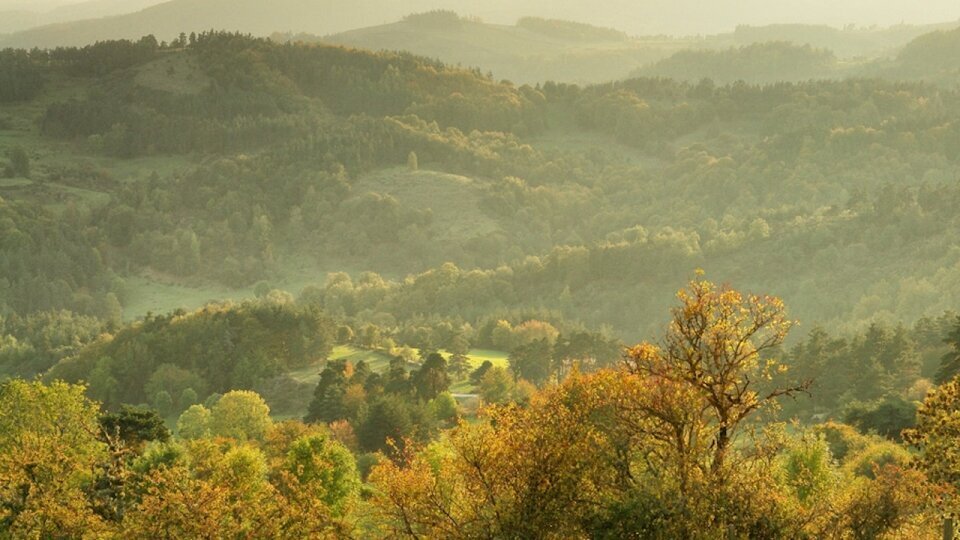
[311,13,695,85]
[4,0,956,86]
[0,0,161,34]
[5,3,960,532]
[630,25,960,85]
[317,13,960,84]
[0,0,420,48]
[2,0,959,49]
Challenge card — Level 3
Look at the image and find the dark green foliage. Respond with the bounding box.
[0,199,117,317]
[47,300,336,407]
[144,364,207,413]
[99,405,170,449]
[447,353,470,380]
[0,50,46,102]
[411,353,450,401]
[844,397,917,442]
[3,34,960,345]
[554,332,622,371]
[509,339,554,385]
[357,394,416,453]
[470,360,493,386]
[50,35,160,77]
[383,357,411,396]
[780,321,936,420]
[936,315,960,383]
[305,359,349,424]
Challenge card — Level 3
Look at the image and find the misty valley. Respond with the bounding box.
[2,3,960,539]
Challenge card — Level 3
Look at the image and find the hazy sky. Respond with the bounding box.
[463,0,960,35]
[0,0,91,10]
[1,0,958,35]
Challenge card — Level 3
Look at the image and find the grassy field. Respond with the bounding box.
[446,349,509,394]
[121,253,370,321]
[121,276,246,320]
[353,167,500,242]
[286,345,396,387]
[459,349,509,370]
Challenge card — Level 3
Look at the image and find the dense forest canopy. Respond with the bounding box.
[2,4,960,536]
[3,33,960,338]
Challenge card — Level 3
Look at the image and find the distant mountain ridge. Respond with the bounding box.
[0,0,423,48]
[3,0,958,49]
[309,12,692,84]
[2,0,959,87]
[628,24,960,86]
[0,0,161,35]
[316,15,960,84]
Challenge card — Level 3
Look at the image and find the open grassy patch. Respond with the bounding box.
[463,349,509,370]
[0,177,32,188]
[351,167,501,242]
[121,275,244,321]
[285,345,396,388]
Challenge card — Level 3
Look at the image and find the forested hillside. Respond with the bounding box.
[0,0,161,35]
[632,42,841,83]
[881,26,960,84]
[3,26,960,538]
[3,33,960,337]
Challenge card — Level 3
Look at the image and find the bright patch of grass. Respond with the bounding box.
[285,345,396,387]
[121,276,242,321]
[464,349,509,370]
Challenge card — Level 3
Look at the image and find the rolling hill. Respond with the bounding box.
[0,0,427,48]
[0,0,161,34]
[727,21,960,58]
[878,26,960,84]
[630,41,842,84]
[317,16,959,84]
[313,13,695,84]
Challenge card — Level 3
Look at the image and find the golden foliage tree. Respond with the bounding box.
[370,372,618,538]
[622,276,806,484]
[0,380,111,538]
[905,375,960,511]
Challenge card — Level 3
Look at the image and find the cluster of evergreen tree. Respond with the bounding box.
[0,50,46,102]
